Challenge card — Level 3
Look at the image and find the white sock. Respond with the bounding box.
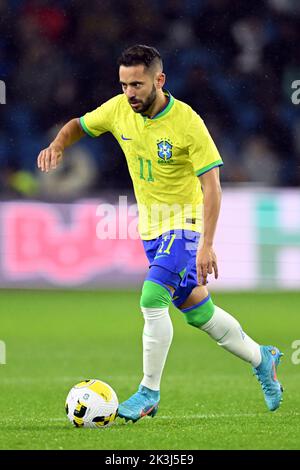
[140,306,173,391]
[200,305,261,367]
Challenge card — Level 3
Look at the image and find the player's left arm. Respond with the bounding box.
[197,167,222,285]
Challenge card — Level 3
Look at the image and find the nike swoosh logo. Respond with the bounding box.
[121,134,132,141]
[272,362,278,381]
[140,404,157,417]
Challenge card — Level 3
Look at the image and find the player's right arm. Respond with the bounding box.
[37,118,85,172]
[38,95,120,172]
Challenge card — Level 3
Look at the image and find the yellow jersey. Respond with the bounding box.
[80,91,223,240]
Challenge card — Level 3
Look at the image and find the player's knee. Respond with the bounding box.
[181,295,215,328]
[140,280,172,309]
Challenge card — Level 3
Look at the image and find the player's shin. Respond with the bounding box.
[182,297,261,367]
[140,281,173,390]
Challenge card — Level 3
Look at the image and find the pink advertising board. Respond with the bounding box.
[1,189,299,289]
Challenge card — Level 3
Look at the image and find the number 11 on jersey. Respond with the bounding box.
[138,156,154,182]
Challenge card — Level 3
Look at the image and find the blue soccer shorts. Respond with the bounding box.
[142,229,200,308]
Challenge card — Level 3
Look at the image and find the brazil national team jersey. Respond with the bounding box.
[80,91,223,240]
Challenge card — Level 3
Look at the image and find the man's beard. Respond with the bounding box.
[129,85,157,114]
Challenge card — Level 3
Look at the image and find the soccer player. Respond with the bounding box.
[37,45,283,422]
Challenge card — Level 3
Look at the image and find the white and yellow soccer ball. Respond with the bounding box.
[65,379,118,428]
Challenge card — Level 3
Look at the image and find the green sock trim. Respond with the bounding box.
[140,280,172,308]
[183,298,215,328]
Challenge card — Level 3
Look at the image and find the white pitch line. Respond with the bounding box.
[2,411,298,424]
[50,414,256,422]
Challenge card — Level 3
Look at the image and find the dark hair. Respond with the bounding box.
[118,45,163,70]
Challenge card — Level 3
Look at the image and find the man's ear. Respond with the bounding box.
[156,72,166,89]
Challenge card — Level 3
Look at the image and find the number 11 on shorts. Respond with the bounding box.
[157,233,176,255]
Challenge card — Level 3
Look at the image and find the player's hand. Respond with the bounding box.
[37,144,63,172]
[196,245,218,286]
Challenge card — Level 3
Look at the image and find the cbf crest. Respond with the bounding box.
[157,138,174,164]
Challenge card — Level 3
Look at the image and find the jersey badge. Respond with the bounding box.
[157,139,174,164]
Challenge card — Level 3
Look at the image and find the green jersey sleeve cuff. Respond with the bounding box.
[195,159,224,177]
[79,116,97,138]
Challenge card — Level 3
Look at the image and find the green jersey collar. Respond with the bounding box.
[142,90,174,120]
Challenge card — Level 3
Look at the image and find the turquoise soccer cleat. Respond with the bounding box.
[118,385,160,423]
[253,345,284,411]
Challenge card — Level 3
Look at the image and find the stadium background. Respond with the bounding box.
[1,0,300,451]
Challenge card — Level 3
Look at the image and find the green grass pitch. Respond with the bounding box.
[0,289,299,450]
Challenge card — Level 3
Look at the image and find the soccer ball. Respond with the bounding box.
[65,379,118,428]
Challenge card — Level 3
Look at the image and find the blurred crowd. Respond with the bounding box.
[0,0,300,199]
